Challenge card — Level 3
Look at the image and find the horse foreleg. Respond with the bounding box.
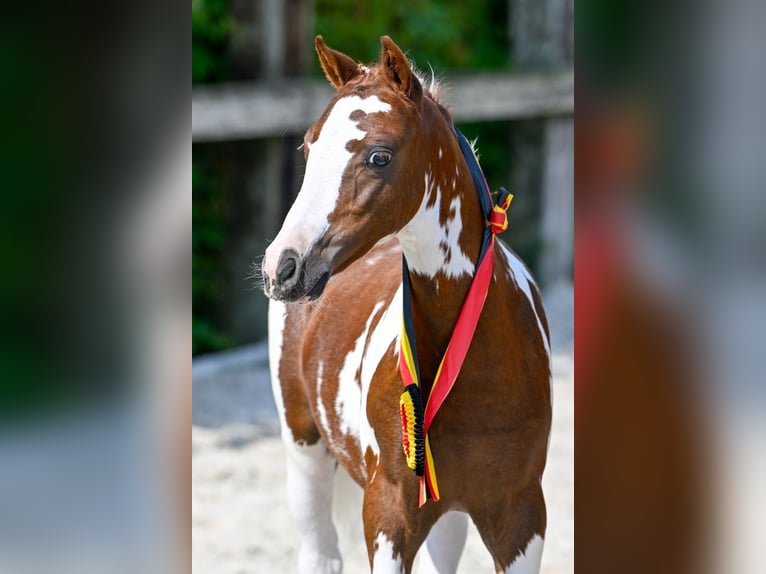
[362,474,435,574]
[471,482,546,574]
[270,301,343,573]
[284,440,343,574]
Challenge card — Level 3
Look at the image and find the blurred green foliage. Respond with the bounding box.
[192,156,233,355]
[193,0,534,355]
[314,0,509,71]
[312,0,541,269]
[192,0,231,84]
[193,0,233,354]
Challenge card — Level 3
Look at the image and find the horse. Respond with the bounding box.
[261,35,551,574]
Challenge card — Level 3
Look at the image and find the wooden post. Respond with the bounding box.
[509,0,574,288]
[218,0,314,343]
[540,117,574,283]
[281,0,314,219]
[218,0,289,343]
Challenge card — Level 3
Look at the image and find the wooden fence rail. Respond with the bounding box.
[192,69,573,142]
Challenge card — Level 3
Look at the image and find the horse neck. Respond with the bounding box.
[397,99,487,379]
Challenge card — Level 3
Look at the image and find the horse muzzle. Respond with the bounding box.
[262,247,332,302]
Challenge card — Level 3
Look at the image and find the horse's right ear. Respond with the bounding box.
[315,35,361,89]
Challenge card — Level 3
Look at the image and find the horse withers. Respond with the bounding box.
[261,36,551,574]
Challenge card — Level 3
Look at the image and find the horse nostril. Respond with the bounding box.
[276,250,301,289]
[280,258,296,280]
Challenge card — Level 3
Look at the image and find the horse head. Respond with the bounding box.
[262,36,431,302]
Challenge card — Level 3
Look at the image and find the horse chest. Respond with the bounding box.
[305,285,403,483]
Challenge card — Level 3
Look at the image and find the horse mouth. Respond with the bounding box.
[266,252,332,303]
[304,269,331,301]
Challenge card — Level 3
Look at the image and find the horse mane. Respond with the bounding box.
[353,58,454,126]
[410,63,482,157]
[411,64,444,103]
[411,63,454,124]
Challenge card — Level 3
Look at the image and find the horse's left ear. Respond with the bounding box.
[380,36,422,104]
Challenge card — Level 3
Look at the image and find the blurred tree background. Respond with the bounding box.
[193,0,572,355]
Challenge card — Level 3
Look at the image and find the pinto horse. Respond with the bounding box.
[262,36,551,574]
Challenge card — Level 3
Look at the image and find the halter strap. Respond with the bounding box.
[399,127,513,506]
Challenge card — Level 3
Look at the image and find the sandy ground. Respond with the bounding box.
[192,283,573,573]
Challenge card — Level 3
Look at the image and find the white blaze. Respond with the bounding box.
[263,95,391,280]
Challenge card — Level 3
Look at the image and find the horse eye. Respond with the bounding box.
[368,149,392,168]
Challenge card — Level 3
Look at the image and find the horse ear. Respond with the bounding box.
[380,36,422,103]
[315,35,361,89]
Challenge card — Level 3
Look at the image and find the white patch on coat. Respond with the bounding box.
[397,180,474,279]
[498,242,551,358]
[497,243,554,417]
[504,534,544,574]
[368,463,379,484]
[336,306,380,436]
[334,298,389,470]
[359,286,402,460]
[372,532,404,573]
[263,95,391,280]
[268,300,296,444]
[315,361,332,435]
[323,286,401,478]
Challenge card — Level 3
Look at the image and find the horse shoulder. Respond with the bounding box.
[493,240,550,355]
[291,241,404,483]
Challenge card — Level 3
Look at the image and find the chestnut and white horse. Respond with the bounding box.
[262,36,551,574]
